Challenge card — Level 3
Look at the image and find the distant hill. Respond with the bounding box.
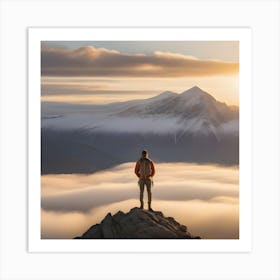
[41,86,239,174]
[75,207,200,239]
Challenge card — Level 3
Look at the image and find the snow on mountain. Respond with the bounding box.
[41,86,238,138]
[41,87,239,173]
[116,86,237,121]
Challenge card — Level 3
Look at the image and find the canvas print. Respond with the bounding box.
[41,41,239,239]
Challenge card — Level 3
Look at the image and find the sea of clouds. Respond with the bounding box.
[41,162,239,239]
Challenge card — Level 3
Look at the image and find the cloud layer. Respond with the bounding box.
[41,46,239,77]
[41,162,239,239]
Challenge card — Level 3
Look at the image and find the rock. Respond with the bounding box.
[75,207,200,239]
[101,213,114,238]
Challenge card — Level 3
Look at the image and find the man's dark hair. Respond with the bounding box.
[142,150,148,156]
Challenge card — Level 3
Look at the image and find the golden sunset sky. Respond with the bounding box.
[41,41,239,105]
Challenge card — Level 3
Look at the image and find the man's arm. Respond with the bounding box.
[134,161,140,177]
[151,161,155,177]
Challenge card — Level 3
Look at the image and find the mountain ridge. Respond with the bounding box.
[112,86,238,136]
[41,86,239,138]
[115,86,237,118]
[41,86,239,174]
[75,207,201,239]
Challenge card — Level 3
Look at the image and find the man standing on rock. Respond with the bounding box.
[134,150,155,211]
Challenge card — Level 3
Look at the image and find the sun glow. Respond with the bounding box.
[41,75,239,105]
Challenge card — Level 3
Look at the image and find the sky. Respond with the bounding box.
[41,41,239,105]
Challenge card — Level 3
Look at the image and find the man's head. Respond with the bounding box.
[141,150,148,158]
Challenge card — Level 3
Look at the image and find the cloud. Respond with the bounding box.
[41,163,239,238]
[41,83,155,96]
[41,199,239,239]
[41,162,239,213]
[41,45,239,77]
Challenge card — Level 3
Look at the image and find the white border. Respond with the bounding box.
[28,27,252,253]
[1,0,279,279]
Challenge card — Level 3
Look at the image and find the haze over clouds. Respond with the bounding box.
[41,76,239,105]
[41,163,239,239]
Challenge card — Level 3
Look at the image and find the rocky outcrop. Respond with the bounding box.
[75,207,200,239]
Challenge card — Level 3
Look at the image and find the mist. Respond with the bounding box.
[41,162,239,239]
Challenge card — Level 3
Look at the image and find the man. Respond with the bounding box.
[134,150,155,211]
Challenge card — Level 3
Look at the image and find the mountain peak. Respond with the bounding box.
[180,86,210,96]
[178,86,217,105]
[147,90,178,102]
[75,207,200,239]
[190,85,202,91]
[160,90,178,96]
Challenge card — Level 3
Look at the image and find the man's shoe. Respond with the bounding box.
[148,207,153,211]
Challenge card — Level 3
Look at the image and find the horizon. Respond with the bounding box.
[41,85,239,107]
[41,41,239,105]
